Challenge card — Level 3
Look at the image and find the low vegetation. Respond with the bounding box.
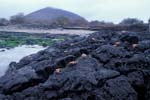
[0,32,67,48]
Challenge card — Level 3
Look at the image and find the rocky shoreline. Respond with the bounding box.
[0,30,150,100]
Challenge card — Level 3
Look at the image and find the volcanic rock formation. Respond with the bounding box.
[24,7,87,26]
[0,30,150,100]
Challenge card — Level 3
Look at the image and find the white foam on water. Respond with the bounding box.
[0,45,45,77]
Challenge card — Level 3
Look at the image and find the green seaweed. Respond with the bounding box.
[0,32,66,48]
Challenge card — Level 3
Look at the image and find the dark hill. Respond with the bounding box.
[24,7,88,26]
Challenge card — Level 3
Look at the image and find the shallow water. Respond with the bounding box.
[0,45,45,77]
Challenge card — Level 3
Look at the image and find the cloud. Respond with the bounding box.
[0,0,149,23]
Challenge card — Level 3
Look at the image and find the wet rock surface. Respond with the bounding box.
[0,30,150,100]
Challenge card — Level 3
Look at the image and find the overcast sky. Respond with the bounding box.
[0,0,149,23]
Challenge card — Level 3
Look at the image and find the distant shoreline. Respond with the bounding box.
[0,25,95,36]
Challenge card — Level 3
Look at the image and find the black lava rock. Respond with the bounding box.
[0,30,149,100]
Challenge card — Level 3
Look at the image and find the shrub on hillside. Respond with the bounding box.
[119,18,144,25]
[10,13,25,24]
[0,18,9,26]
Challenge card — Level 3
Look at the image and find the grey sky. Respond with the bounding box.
[0,0,149,23]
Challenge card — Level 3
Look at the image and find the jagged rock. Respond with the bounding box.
[120,32,139,44]
[0,30,150,100]
[127,71,145,99]
[6,62,17,74]
[0,67,41,94]
[137,40,150,51]
[91,45,131,66]
[17,57,120,100]
[98,76,137,100]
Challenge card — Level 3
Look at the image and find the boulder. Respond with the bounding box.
[0,67,41,94]
[120,32,139,44]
